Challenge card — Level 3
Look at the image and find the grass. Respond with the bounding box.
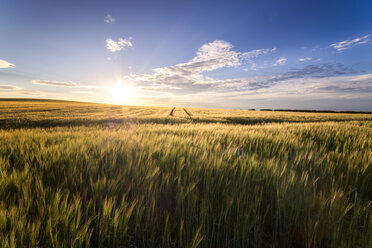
[0,99,371,247]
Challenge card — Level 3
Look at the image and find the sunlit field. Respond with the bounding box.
[0,99,371,247]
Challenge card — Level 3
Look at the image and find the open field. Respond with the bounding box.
[0,99,371,247]
[1,99,371,128]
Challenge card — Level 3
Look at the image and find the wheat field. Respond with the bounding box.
[0,99,371,247]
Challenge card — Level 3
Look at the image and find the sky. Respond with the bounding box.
[1,0,372,111]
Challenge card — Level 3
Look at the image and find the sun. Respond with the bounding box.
[110,83,137,103]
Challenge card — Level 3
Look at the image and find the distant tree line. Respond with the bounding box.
[254,109,372,114]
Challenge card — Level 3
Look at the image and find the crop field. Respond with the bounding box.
[0,99,371,247]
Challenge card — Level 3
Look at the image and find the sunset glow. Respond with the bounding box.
[111,83,137,103]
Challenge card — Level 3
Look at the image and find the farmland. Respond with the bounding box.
[0,99,371,247]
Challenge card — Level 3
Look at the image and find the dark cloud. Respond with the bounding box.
[314,85,372,93]
[280,63,357,79]
[169,63,355,92]
[214,63,359,92]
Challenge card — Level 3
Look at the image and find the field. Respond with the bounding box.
[0,99,371,247]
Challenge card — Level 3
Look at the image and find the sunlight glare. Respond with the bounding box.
[111,83,137,103]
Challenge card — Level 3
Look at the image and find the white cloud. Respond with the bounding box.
[298,57,312,62]
[0,59,15,68]
[106,38,133,53]
[32,80,102,88]
[330,34,371,52]
[105,14,115,24]
[127,40,275,88]
[117,41,371,107]
[273,57,287,66]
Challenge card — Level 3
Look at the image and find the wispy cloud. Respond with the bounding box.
[330,34,370,52]
[32,80,78,87]
[250,63,267,71]
[350,73,372,81]
[0,59,15,69]
[298,57,312,62]
[32,80,102,89]
[240,47,276,62]
[0,85,22,90]
[105,14,115,24]
[106,38,133,53]
[273,57,287,66]
[246,62,267,71]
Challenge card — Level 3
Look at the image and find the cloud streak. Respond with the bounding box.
[0,85,22,90]
[330,34,370,52]
[32,80,102,89]
[210,63,359,92]
[0,59,15,69]
[32,80,78,87]
[106,38,133,53]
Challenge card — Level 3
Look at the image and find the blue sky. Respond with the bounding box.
[1,0,372,110]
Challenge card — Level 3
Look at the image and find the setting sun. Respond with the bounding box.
[110,83,137,103]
